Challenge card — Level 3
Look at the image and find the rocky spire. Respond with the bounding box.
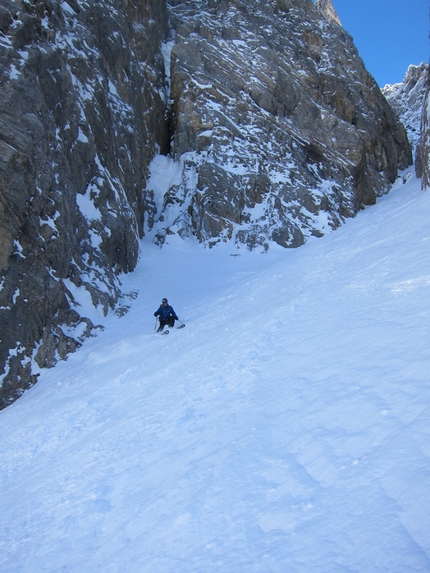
[315,0,342,26]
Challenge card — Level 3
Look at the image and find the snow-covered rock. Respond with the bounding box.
[149,0,411,250]
[0,0,414,407]
[0,0,169,407]
[382,63,428,156]
[415,68,430,189]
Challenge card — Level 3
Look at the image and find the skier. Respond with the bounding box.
[154,298,179,332]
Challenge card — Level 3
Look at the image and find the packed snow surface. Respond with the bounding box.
[1,174,430,572]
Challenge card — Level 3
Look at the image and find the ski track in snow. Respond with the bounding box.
[0,176,430,572]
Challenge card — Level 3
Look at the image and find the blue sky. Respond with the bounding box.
[330,0,429,86]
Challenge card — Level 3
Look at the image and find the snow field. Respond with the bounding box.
[0,174,429,572]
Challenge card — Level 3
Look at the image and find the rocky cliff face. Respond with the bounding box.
[0,0,412,408]
[383,63,430,190]
[383,63,428,157]
[415,66,430,189]
[0,0,169,407]
[147,0,411,250]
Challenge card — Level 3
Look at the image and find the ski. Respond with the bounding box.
[157,324,185,335]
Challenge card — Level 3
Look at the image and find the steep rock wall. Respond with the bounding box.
[149,0,411,249]
[0,0,414,408]
[0,0,169,408]
[383,63,428,157]
[416,66,430,189]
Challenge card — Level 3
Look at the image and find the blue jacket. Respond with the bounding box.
[154,304,178,320]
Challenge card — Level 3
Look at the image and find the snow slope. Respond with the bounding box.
[0,173,429,572]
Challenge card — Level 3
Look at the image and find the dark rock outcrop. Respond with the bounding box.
[415,66,430,188]
[149,0,411,249]
[0,0,169,408]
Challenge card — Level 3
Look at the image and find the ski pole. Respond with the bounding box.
[154,318,158,333]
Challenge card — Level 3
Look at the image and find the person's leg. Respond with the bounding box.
[168,317,175,328]
[157,318,167,332]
